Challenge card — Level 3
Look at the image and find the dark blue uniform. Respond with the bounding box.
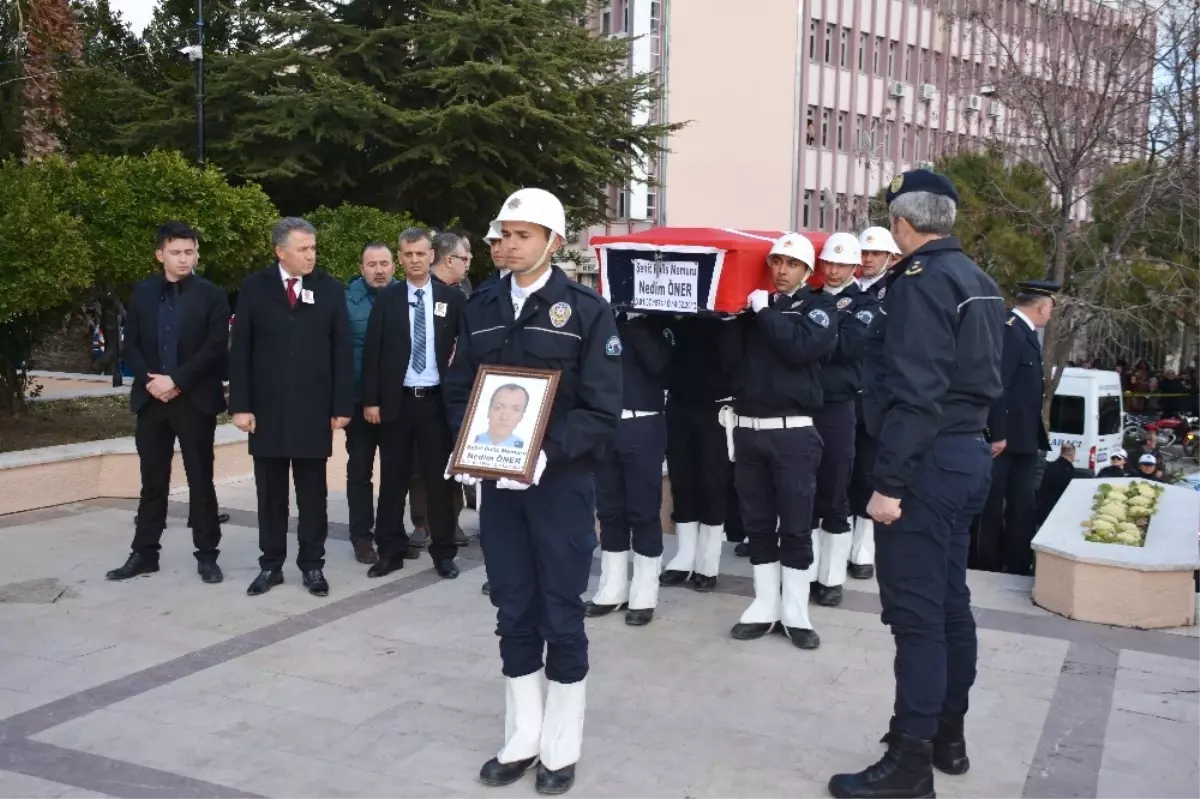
[859,237,1004,744]
[849,274,889,521]
[978,310,1049,575]
[445,267,621,684]
[594,312,672,558]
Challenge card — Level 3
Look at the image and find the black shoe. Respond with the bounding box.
[535,761,576,795]
[481,581,491,595]
[217,512,230,524]
[106,553,159,581]
[734,542,750,557]
[479,755,536,787]
[584,600,624,617]
[302,569,329,596]
[848,563,875,580]
[731,621,774,640]
[883,715,970,776]
[783,626,821,649]
[197,560,223,584]
[658,569,690,586]
[625,607,654,626]
[815,583,844,607]
[367,556,404,578]
[247,569,283,596]
[435,559,459,579]
[353,539,379,565]
[690,574,717,592]
[829,731,935,798]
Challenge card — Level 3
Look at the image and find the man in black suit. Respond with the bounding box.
[361,227,466,580]
[229,217,355,597]
[107,221,230,584]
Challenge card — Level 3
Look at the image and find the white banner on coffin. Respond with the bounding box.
[596,243,726,313]
[631,258,700,313]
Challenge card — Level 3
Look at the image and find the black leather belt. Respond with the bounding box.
[403,385,441,398]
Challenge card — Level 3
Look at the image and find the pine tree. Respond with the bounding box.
[16,0,83,160]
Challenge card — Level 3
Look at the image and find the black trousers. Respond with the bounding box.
[976,450,1039,574]
[666,401,730,526]
[725,476,745,542]
[734,425,823,569]
[376,391,455,563]
[595,414,667,557]
[848,408,876,519]
[131,399,221,561]
[254,457,328,571]
[812,400,857,533]
[344,404,383,545]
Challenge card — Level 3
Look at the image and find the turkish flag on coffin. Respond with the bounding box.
[591,227,831,315]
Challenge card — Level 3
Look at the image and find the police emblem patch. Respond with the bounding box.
[549,301,572,328]
[836,297,852,310]
[878,287,887,299]
[856,310,875,326]
[508,197,522,209]
[833,244,844,254]
[807,309,830,328]
[605,335,623,356]
[865,234,875,244]
[890,174,904,193]
[905,262,923,276]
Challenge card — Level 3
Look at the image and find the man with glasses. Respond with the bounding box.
[432,231,473,296]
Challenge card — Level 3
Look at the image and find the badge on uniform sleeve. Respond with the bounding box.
[836,297,852,310]
[856,310,875,326]
[549,301,572,328]
[605,335,623,356]
[878,287,887,300]
[434,301,448,317]
[807,309,830,328]
[300,289,315,304]
[904,262,923,276]
[890,174,904,193]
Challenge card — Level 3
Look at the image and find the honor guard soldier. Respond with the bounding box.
[808,232,878,607]
[444,188,621,795]
[728,233,837,649]
[847,226,901,578]
[586,310,673,626]
[659,314,743,591]
[829,170,1004,799]
[978,280,1059,575]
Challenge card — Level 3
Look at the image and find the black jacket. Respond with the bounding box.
[228,265,355,459]
[666,316,743,407]
[862,237,1006,498]
[732,291,838,417]
[360,279,465,423]
[987,310,1049,453]
[123,273,230,418]
[615,312,673,411]
[445,267,622,473]
[1036,455,1075,525]
[808,283,878,404]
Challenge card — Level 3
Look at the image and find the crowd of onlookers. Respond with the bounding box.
[1070,356,1200,418]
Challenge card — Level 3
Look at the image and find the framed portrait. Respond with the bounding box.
[448,365,561,483]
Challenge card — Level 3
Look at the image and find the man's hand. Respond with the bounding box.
[990,439,1007,458]
[146,373,177,400]
[363,406,381,424]
[232,413,256,433]
[159,387,181,403]
[747,290,770,313]
[867,491,902,525]
[331,416,351,430]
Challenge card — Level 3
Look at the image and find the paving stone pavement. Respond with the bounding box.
[0,478,1196,798]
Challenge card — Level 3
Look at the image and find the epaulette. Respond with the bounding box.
[903,261,923,276]
[1006,316,1015,326]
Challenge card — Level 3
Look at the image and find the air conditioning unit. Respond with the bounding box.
[964,94,983,112]
[987,102,1001,118]
[918,161,935,170]
[606,30,629,40]
[919,83,936,102]
[889,82,907,98]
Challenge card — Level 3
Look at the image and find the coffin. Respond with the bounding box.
[592,227,830,315]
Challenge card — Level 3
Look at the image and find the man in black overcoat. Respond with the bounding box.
[228,217,355,597]
[107,221,230,584]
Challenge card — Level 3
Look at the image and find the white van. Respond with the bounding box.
[1046,367,1124,474]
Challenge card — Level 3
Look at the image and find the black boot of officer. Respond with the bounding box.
[828,731,935,799]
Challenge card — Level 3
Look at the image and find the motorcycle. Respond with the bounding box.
[1143,414,1197,450]
[1182,423,1199,462]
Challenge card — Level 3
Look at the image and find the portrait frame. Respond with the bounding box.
[448,365,561,483]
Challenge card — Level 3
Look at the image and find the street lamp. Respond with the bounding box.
[180,0,205,168]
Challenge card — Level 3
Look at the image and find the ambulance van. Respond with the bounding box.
[1046,367,1125,475]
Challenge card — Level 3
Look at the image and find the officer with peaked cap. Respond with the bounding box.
[829,169,1004,799]
[728,232,837,649]
[444,188,622,795]
[846,226,901,581]
[978,279,1060,575]
[808,232,879,608]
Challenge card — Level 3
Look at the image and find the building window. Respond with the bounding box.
[888,41,896,78]
[818,199,827,229]
[858,32,867,72]
[646,187,657,222]
[901,124,911,160]
[884,121,893,153]
[803,190,813,228]
[618,186,628,218]
[650,0,661,34]
[622,2,629,33]
[601,10,611,36]
[874,36,883,76]
[809,19,818,61]
[837,112,847,151]
[806,105,817,145]
[821,108,831,148]
[905,45,915,82]
[856,113,866,149]
[840,27,849,68]
[835,193,846,229]
[916,126,924,160]
[825,23,835,63]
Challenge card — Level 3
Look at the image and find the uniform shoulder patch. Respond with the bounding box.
[1006,316,1016,326]
[836,296,852,310]
[605,335,623,356]
[807,308,831,328]
[855,309,875,326]
[904,261,923,276]
[878,287,887,300]
[549,301,572,328]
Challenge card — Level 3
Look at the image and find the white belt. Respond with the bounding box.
[735,415,813,430]
[621,410,660,419]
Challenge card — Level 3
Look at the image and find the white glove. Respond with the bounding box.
[748,289,770,313]
[497,450,547,491]
[624,311,644,320]
[445,456,479,486]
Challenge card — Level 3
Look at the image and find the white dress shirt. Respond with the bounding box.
[279,264,302,294]
[404,279,440,388]
[510,268,551,316]
[1011,307,1036,331]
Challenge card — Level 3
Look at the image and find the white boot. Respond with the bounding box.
[663,521,699,575]
[587,550,630,608]
[849,517,876,578]
[497,671,545,763]
[781,564,820,649]
[737,561,782,625]
[540,678,587,771]
[627,554,661,612]
[695,523,724,578]
[816,530,852,588]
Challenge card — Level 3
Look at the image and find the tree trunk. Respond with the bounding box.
[18,0,83,161]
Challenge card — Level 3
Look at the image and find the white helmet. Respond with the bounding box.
[858,226,900,255]
[484,222,502,242]
[820,232,862,265]
[492,188,567,241]
[767,233,815,269]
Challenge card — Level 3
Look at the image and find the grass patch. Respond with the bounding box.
[0,396,230,453]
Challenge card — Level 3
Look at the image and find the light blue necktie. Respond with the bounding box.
[411,288,427,372]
